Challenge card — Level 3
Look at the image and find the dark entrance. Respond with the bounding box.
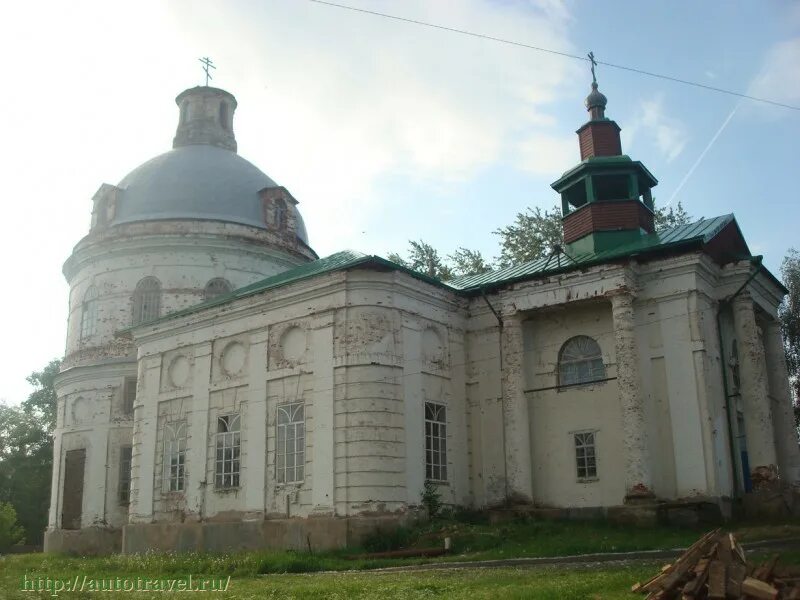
[62,449,85,530]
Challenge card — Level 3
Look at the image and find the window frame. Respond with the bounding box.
[132,277,161,326]
[118,445,132,505]
[425,402,448,482]
[276,403,305,484]
[558,335,606,387]
[573,430,598,482]
[80,286,99,340]
[162,421,187,493]
[214,414,241,490]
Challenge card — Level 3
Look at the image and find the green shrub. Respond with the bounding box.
[0,502,25,551]
[421,480,442,518]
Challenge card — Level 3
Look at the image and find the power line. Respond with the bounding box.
[306,0,800,112]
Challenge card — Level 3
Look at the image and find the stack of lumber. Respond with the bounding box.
[632,529,797,599]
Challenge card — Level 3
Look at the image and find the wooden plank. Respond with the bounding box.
[716,534,732,564]
[740,577,778,600]
[726,562,746,599]
[682,558,711,598]
[707,560,726,599]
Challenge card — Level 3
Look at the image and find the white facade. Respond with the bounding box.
[46,84,800,555]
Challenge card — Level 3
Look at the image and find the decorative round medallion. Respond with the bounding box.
[70,396,88,425]
[221,342,247,376]
[168,355,190,387]
[280,326,306,362]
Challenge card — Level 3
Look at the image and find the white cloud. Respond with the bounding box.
[0,0,579,402]
[748,37,800,113]
[624,96,688,163]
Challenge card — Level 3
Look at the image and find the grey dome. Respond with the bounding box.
[114,145,309,244]
[585,82,607,111]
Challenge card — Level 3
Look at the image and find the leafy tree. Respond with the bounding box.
[780,250,800,407]
[447,248,492,277]
[390,201,696,278]
[388,240,454,280]
[0,501,24,551]
[653,200,692,231]
[494,205,564,268]
[0,359,60,545]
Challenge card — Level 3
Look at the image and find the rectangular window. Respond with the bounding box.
[118,446,132,504]
[574,431,597,480]
[163,421,187,492]
[425,402,447,481]
[276,403,305,484]
[123,378,137,416]
[215,414,241,489]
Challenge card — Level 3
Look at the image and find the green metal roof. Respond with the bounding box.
[447,214,738,293]
[128,214,754,331]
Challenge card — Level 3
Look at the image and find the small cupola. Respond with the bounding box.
[173,86,238,152]
[551,67,658,255]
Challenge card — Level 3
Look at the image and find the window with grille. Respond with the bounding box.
[163,421,186,492]
[574,431,597,480]
[215,414,241,489]
[204,278,232,301]
[119,446,132,504]
[80,286,98,340]
[558,336,606,386]
[123,378,136,416]
[132,277,161,325]
[276,403,304,484]
[425,402,447,481]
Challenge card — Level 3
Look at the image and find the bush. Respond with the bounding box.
[421,480,442,518]
[0,502,25,552]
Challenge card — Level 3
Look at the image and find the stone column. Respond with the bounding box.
[732,293,778,475]
[610,291,653,500]
[501,313,533,503]
[763,319,798,480]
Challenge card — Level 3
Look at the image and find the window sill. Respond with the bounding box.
[213,486,241,494]
[577,478,599,484]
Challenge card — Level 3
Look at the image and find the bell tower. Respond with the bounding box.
[551,73,658,255]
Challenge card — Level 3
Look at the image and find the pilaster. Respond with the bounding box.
[501,312,533,503]
[610,290,654,499]
[732,293,777,475]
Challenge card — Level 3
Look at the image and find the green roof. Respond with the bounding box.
[128,214,753,330]
[447,214,740,293]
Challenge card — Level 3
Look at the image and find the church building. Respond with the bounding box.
[45,78,799,555]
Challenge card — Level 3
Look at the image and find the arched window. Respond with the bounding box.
[204,278,232,301]
[80,286,98,340]
[132,277,161,325]
[163,421,186,492]
[558,335,606,386]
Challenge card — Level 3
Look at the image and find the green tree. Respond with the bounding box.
[390,201,696,277]
[388,240,454,280]
[494,205,564,268]
[780,250,800,406]
[653,200,692,231]
[0,501,24,551]
[447,247,492,277]
[0,359,60,545]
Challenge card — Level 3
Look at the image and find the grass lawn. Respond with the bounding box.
[2,518,799,598]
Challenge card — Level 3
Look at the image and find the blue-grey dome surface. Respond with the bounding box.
[114,145,309,244]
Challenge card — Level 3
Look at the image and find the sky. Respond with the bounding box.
[0,0,798,404]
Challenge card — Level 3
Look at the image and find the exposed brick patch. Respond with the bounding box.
[563,201,654,244]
